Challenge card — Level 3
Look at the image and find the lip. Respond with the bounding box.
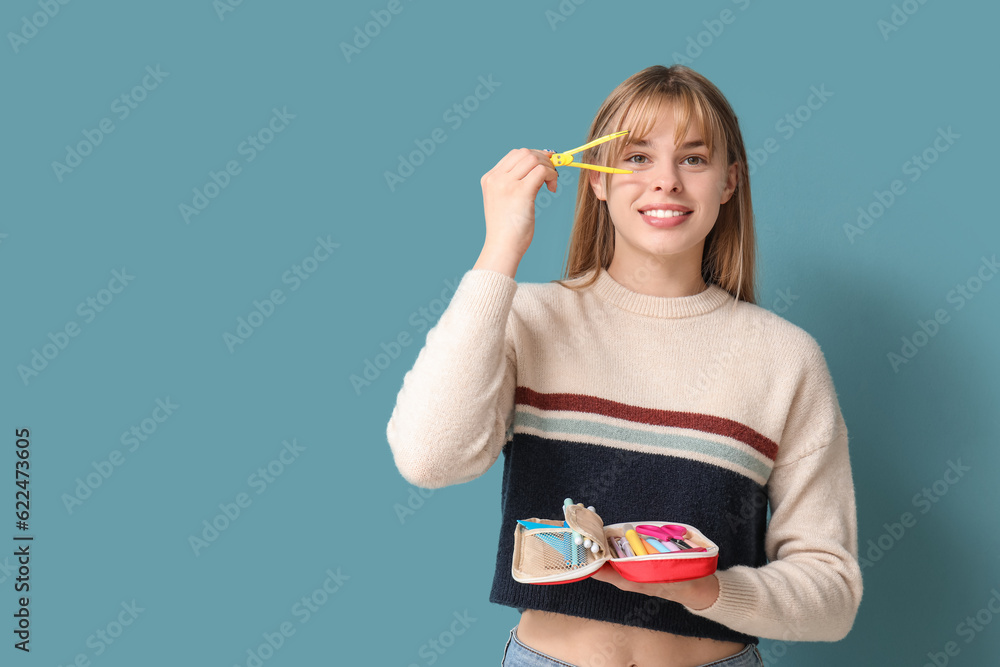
[638,204,692,213]
[639,206,693,228]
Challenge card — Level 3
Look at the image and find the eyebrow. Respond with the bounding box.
[626,138,707,151]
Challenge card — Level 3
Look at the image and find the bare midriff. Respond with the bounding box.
[516,609,746,667]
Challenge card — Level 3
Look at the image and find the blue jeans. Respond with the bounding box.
[500,625,765,667]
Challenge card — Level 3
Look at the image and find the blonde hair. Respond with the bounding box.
[554,65,757,305]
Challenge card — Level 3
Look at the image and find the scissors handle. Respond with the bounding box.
[635,524,687,541]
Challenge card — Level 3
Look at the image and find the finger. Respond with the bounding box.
[540,150,559,192]
[504,149,544,179]
[590,563,622,585]
[591,571,628,592]
[486,148,530,182]
[498,147,542,177]
[525,163,560,196]
[535,150,559,192]
[544,166,558,193]
[511,154,559,188]
[490,148,554,181]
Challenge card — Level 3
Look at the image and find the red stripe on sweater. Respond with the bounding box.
[514,386,778,461]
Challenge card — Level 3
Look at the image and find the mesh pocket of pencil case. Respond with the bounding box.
[511,504,719,585]
[511,516,607,585]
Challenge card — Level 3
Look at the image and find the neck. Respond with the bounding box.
[606,259,707,298]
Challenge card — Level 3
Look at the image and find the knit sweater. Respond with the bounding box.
[386,266,863,644]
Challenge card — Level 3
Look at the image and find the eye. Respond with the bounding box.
[626,154,648,164]
[684,155,708,166]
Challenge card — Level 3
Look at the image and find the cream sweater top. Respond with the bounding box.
[387,266,863,643]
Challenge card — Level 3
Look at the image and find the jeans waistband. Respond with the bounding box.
[501,625,764,667]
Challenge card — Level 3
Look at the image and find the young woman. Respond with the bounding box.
[387,65,862,667]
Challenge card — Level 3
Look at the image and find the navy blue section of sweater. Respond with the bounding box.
[489,432,767,645]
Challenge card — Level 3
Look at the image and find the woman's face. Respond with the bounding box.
[589,109,738,280]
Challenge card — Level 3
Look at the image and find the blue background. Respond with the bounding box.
[2,0,998,665]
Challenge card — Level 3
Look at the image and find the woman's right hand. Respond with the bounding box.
[479,148,559,261]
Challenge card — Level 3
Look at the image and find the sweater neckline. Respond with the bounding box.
[589,266,733,318]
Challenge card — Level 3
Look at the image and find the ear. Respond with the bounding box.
[720,162,738,205]
[589,169,607,201]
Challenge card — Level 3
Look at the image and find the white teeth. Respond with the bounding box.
[643,209,689,218]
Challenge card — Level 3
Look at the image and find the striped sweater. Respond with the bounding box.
[386,266,863,644]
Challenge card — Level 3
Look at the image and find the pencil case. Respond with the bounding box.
[511,503,719,585]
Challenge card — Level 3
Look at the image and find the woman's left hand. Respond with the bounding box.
[588,563,720,611]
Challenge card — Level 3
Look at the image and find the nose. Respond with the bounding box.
[649,161,682,192]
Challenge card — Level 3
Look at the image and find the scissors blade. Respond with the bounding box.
[562,130,630,156]
[566,163,633,174]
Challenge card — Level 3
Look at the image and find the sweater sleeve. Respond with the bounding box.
[683,339,863,641]
[386,268,519,489]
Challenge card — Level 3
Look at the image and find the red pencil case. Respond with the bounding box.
[511,503,719,585]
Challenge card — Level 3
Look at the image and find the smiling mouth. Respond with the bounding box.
[641,209,691,218]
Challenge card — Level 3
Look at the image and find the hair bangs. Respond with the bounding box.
[587,90,727,179]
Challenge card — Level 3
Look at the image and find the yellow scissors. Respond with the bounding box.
[548,130,633,174]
